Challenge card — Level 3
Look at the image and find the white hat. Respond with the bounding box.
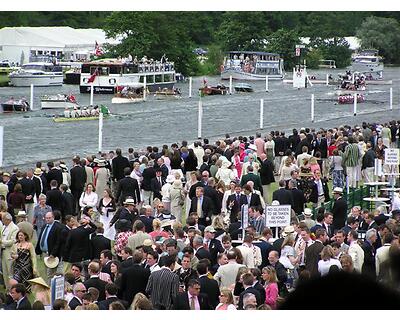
[304,208,313,217]
[204,226,216,233]
[166,175,175,183]
[282,225,295,237]
[17,210,27,217]
[271,200,280,206]
[28,277,50,289]
[333,187,343,194]
[123,198,136,205]
[44,256,59,269]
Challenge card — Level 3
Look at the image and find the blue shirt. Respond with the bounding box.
[40,222,54,253]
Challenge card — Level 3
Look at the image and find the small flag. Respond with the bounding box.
[95,41,103,56]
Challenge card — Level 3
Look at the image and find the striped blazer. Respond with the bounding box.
[146,267,180,310]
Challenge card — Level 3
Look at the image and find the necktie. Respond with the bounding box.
[158,177,162,185]
[40,224,50,250]
[197,198,202,217]
[236,194,240,203]
[190,296,196,310]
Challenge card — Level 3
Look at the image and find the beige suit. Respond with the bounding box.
[348,241,364,273]
[1,222,19,289]
[127,231,152,252]
[214,261,246,288]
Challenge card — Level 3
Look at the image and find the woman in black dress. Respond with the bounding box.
[11,230,37,291]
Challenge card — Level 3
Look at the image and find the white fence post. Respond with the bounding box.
[265,75,269,92]
[98,112,103,152]
[390,87,393,110]
[30,84,34,110]
[353,93,357,116]
[229,75,233,95]
[311,94,315,123]
[90,84,94,106]
[189,77,192,98]
[143,76,147,101]
[198,98,203,139]
[260,99,264,129]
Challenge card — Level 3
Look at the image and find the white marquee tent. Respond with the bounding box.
[0,26,119,64]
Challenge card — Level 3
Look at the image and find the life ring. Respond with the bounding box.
[296,71,302,77]
[83,78,89,83]
[109,78,116,85]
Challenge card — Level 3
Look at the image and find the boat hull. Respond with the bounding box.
[111,97,144,104]
[53,115,109,122]
[41,100,79,109]
[351,62,384,74]
[9,74,63,87]
[1,103,29,112]
[80,82,175,94]
[221,69,284,81]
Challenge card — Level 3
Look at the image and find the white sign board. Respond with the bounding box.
[265,205,291,227]
[384,148,399,165]
[293,67,306,89]
[0,126,3,167]
[374,159,383,176]
[241,204,249,229]
[51,275,65,306]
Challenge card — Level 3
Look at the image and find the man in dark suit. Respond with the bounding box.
[98,283,128,310]
[188,172,205,199]
[138,206,154,233]
[46,162,63,191]
[70,156,87,213]
[173,279,211,310]
[331,187,348,232]
[10,283,31,310]
[240,166,263,194]
[115,167,141,205]
[60,215,76,270]
[190,186,214,226]
[305,228,327,277]
[68,282,86,310]
[259,153,275,204]
[288,179,307,215]
[242,184,262,208]
[19,169,36,222]
[60,184,75,218]
[193,235,212,262]
[226,184,247,223]
[322,212,334,239]
[35,211,63,280]
[64,216,97,264]
[119,250,151,304]
[46,180,63,213]
[83,261,108,301]
[99,249,113,276]
[238,273,262,309]
[362,229,377,279]
[268,250,288,294]
[197,262,220,309]
[120,247,134,271]
[272,180,294,207]
[91,229,112,260]
[203,226,224,266]
[112,148,131,183]
[308,170,330,208]
[150,168,165,202]
[203,178,221,214]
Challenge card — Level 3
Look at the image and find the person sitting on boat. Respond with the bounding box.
[64,107,71,118]
[68,93,76,103]
[82,106,90,117]
[75,106,82,117]
[91,106,100,116]
[20,98,29,112]
[121,86,129,96]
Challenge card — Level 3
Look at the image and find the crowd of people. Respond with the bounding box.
[1,119,400,310]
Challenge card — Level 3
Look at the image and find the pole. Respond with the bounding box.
[229,75,233,95]
[198,97,203,139]
[98,112,103,153]
[260,99,264,129]
[30,84,34,111]
[311,94,315,123]
[143,76,147,101]
[265,75,269,92]
[0,126,3,168]
[90,84,94,106]
[353,93,357,116]
[326,74,329,86]
[390,87,393,110]
[189,77,192,98]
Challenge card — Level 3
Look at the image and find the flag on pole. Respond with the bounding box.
[95,41,103,56]
[88,68,99,83]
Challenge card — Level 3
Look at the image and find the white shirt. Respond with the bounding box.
[79,191,99,208]
[318,258,342,276]
[348,241,365,273]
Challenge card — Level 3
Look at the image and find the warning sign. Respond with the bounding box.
[265,205,291,227]
[384,148,399,165]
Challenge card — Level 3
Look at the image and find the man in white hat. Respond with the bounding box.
[109,197,138,230]
[331,187,347,232]
[16,211,34,241]
[301,208,316,229]
[1,213,19,289]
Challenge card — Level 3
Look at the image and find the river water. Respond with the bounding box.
[0,67,399,168]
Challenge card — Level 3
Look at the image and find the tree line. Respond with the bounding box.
[2,12,400,74]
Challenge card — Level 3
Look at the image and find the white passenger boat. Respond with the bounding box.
[40,94,79,109]
[221,51,284,81]
[9,62,63,87]
[351,49,383,77]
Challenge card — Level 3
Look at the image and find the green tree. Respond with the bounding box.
[308,37,352,68]
[264,29,301,70]
[356,16,400,63]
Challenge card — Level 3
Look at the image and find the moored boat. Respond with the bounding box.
[154,88,181,99]
[9,62,63,87]
[234,82,253,92]
[199,84,228,96]
[221,51,284,81]
[1,98,30,113]
[112,83,145,104]
[351,49,383,77]
[41,94,79,109]
[338,94,365,104]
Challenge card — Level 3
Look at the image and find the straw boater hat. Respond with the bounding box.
[28,277,50,289]
[304,208,313,217]
[166,175,175,183]
[123,198,136,206]
[34,168,42,176]
[3,172,10,177]
[333,187,343,194]
[17,210,27,217]
[282,225,295,237]
[44,256,59,269]
[97,159,106,167]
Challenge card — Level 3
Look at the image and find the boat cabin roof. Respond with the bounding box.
[227,51,280,57]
